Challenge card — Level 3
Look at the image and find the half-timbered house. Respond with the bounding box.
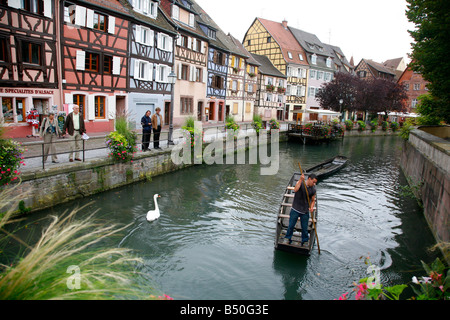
[225,33,260,122]
[354,58,396,81]
[125,0,177,129]
[160,0,208,126]
[243,18,309,122]
[289,26,336,122]
[192,0,235,123]
[61,0,129,133]
[0,0,59,138]
[250,53,286,123]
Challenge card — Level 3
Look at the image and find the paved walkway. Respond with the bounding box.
[16,122,289,172]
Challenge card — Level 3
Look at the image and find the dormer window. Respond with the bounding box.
[311,54,317,65]
[189,13,195,27]
[172,4,179,20]
[132,0,158,19]
[288,52,292,59]
[207,28,216,39]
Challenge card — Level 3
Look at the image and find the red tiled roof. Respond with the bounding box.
[258,18,309,66]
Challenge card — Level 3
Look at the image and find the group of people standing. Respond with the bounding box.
[141,108,163,152]
[38,106,165,163]
[38,105,86,163]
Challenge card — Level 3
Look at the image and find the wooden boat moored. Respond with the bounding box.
[304,155,348,179]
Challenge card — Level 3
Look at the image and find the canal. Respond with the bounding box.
[3,135,441,300]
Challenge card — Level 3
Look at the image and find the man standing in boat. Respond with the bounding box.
[284,173,317,246]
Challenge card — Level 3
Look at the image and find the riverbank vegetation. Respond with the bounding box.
[337,253,449,300]
[0,125,24,188]
[0,185,170,300]
[106,115,137,163]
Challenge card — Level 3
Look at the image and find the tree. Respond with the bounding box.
[317,73,407,118]
[316,72,359,113]
[406,0,450,124]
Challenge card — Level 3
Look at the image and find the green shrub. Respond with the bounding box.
[0,138,24,188]
[357,120,366,131]
[344,120,353,131]
[390,121,399,132]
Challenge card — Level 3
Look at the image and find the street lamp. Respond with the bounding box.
[339,99,343,122]
[168,70,176,145]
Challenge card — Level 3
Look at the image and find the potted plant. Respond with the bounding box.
[266,84,275,92]
[357,120,366,131]
[106,116,137,163]
[0,132,24,188]
[369,119,378,132]
[277,87,286,94]
[251,114,263,135]
[381,121,389,131]
[344,120,354,131]
[390,121,399,132]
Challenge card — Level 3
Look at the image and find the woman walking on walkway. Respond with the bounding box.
[39,112,62,163]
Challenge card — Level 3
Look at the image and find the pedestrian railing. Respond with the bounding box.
[20,122,289,170]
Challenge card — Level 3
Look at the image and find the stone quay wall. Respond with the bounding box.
[400,126,449,260]
[7,132,287,214]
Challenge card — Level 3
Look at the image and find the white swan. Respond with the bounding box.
[146,194,161,222]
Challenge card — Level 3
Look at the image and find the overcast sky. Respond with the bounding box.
[195,0,415,65]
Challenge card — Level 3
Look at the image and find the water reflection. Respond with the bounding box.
[2,136,441,300]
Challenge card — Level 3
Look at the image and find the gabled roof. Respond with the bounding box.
[383,57,404,71]
[159,0,209,40]
[190,0,234,52]
[250,53,286,78]
[288,27,332,58]
[257,18,309,67]
[226,33,261,66]
[324,43,353,73]
[364,59,396,76]
[119,0,176,34]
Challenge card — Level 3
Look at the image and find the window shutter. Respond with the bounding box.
[135,25,141,43]
[8,0,21,9]
[112,57,121,75]
[87,95,95,120]
[108,95,116,120]
[189,13,195,27]
[202,68,207,83]
[147,63,153,81]
[65,93,73,104]
[177,63,182,79]
[189,65,195,82]
[165,67,171,83]
[86,9,94,29]
[76,50,85,70]
[108,16,115,34]
[187,37,192,50]
[143,0,149,14]
[43,0,52,18]
[134,60,140,79]
[75,6,86,26]
[149,30,155,47]
[200,41,206,54]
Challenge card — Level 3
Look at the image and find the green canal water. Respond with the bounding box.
[3,136,441,300]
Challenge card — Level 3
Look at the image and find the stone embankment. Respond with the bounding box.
[400,126,449,262]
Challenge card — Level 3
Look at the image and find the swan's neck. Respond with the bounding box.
[153,196,159,211]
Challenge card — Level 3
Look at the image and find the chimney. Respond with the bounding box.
[282,20,288,29]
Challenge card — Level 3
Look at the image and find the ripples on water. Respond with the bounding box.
[5,136,441,300]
